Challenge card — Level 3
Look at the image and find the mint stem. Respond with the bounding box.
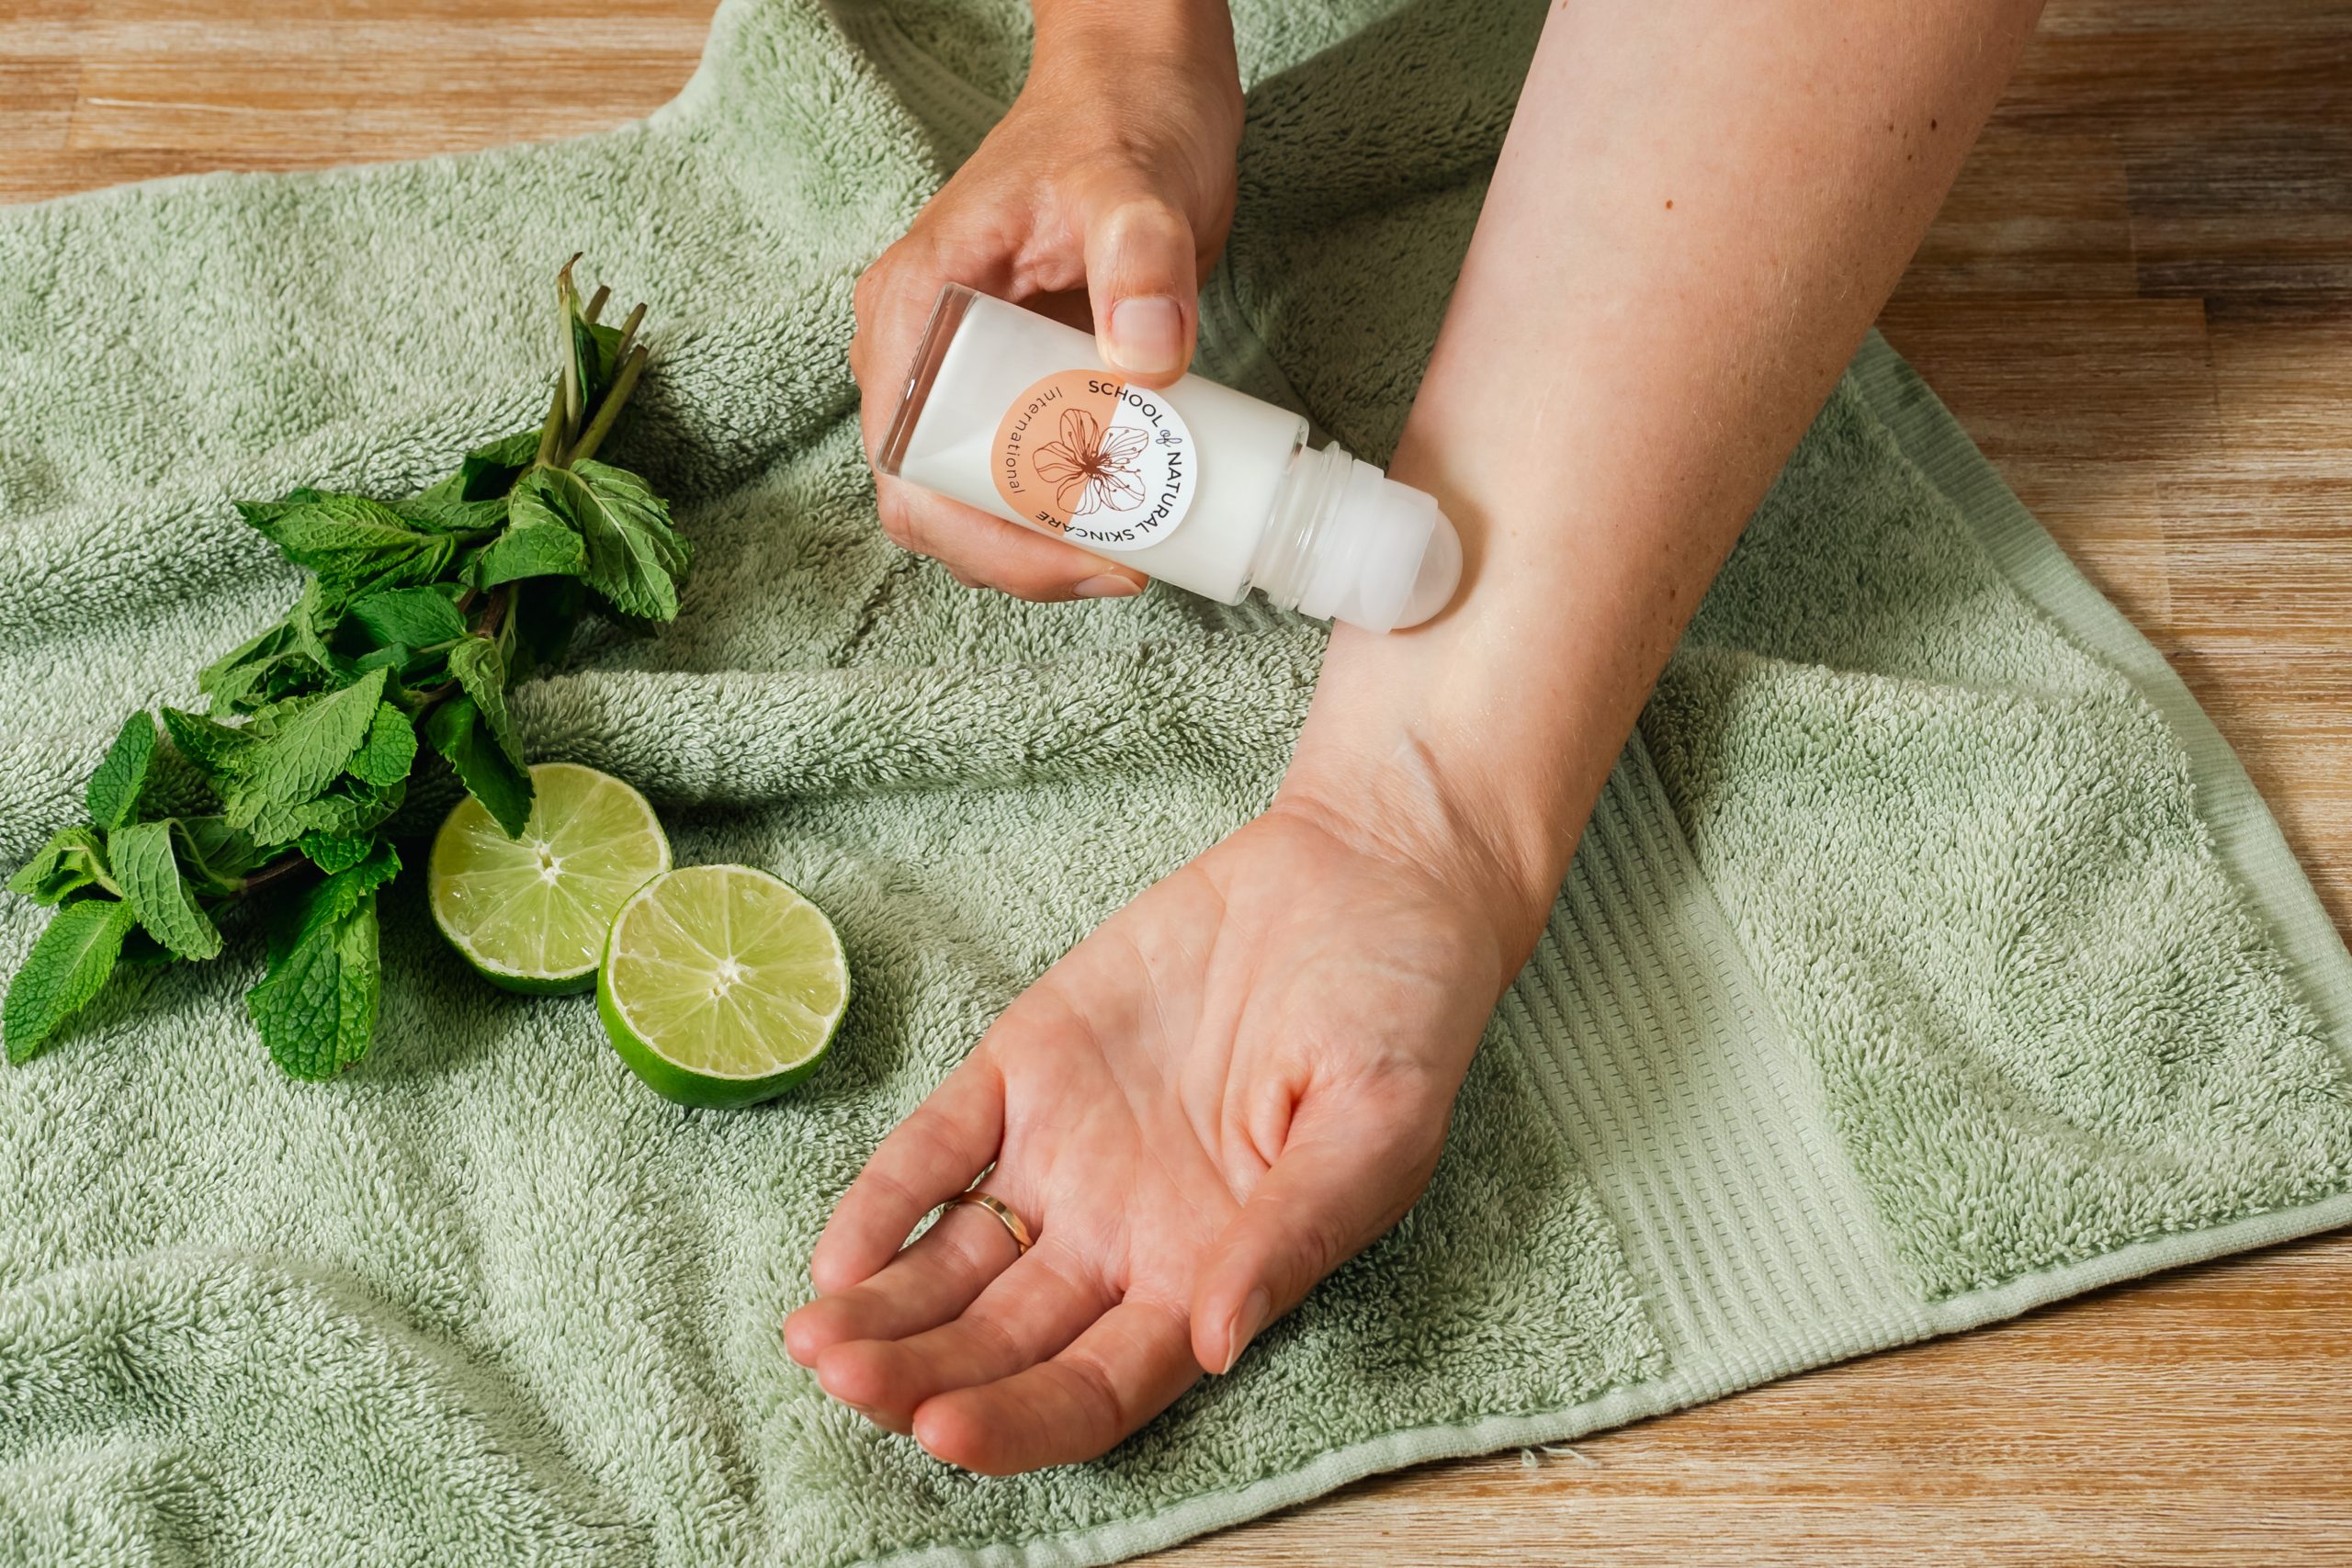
[565,345,647,467]
[533,381,568,468]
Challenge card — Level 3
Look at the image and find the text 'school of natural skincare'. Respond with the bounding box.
[879,285,1461,632]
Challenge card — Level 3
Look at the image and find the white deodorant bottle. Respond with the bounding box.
[876,285,1461,633]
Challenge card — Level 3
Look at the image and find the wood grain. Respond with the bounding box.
[5,1,2348,1561]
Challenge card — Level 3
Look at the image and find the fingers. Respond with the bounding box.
[911,1297,1202,1474]
[808,1055,1005,1295]
[852,234,1150,601]
[873,478,1145,603]
[1077,183,1200,386]
[813,1241,1114,1428]
[1185,1094,1444,1377]
[783,1201,1018,1368]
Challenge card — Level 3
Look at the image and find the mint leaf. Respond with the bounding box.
[505,579,584,682]
[6,827,112,906]
[446,637,522,768]
[108,820,222,962]
[173,817,266,896]
[472,522,587,589]
[345,702,418,789]
[220,668,390,831]
[425,696,533,838]
[419,428,541,509]
[513,462,689,620]
[390,492,507,535]
[288,580,356,682]
[299,830,376,874]
[85,713,158,830]
[354,643,417,679]
[246,844,396,1080]
[345,585,468,650]
[195,619,331,716]
[243,775,404,849]
[236,492,457,600]
[4,897,139,1064]
[160,706,256,778]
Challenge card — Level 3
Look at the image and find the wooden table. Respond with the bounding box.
[6,1,2348,1560]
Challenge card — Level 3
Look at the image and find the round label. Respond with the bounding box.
[990,370,1196,553]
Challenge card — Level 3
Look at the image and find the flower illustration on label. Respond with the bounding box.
[1033,408,1148,517]
[991,370,1197,553]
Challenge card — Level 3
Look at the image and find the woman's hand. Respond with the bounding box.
[850,0,1244,601]
[782,797,1543,1472]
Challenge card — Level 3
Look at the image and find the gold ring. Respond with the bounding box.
[944,1190,1033,1257]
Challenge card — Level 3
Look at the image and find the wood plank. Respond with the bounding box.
[1160,1234,2352,1563]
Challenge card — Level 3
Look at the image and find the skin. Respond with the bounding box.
[795,0,2049,1473]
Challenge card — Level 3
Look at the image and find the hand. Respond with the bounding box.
[848,1,1244,601]
[783,799,1539,1472]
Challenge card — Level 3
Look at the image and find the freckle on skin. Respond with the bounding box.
[1930,118,1939,130]
[1664,198,1673,209]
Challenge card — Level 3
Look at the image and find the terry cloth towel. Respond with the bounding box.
[5,0,2351,1562]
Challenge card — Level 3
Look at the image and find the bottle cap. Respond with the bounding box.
[1290,458,1462,632]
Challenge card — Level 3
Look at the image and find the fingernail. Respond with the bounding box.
[1074,573,1144,600]
[1222,1288,1272,1374]
[1105,296,1185,377]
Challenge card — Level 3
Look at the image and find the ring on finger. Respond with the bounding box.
[942,1189,1033,1257]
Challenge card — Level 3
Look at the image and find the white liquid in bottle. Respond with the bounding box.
[877,286,1460,632]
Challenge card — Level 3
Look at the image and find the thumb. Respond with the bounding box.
[1187,1096,1444,1376]
[1079,184,1200,387]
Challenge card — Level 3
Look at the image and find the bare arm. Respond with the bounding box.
[1283,0,2046,944]
[1207,0,2049,1392]
[797,0,2048,1472]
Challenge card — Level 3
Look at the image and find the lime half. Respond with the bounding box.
[428,762,671,994]
[596,864,849,1108]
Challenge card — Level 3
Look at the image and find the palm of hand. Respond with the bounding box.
[784,810,1508,1472]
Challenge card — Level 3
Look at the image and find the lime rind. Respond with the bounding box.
[596,864,849,1108]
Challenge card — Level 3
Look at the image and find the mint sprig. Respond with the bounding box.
[1,259,689,1077]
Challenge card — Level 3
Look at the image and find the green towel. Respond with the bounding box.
[5,0,2350,1562]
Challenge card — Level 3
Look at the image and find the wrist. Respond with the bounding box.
[1029,1,1242,127]
[1270,717,1568,983]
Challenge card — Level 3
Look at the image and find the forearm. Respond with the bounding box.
[1029,0,1238,97]
[1278,0,2043,969]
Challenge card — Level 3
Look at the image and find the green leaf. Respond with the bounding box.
[424,696,533,839]
[160,706,256,778]
[288,580,356,682]
[512,462,689,621]
[560,264,627,424]
[85,713,159,830]
[472,522,588,589]
[235,492,456,599]
[173,817,267,896]
[390,491,507,535]
[198,622,325,715]
[220,668,390,831]
[505,578,583,682]
[416,428,540,513]
[108,820,222,962]
[345,702,419,789]
[354,642,415,677]
[345,585,468,650]
[4,897,138,1064]
[245,843,396,1081]
[298,830,377,874]
[446,637,522,769]
[243,775,405,850]
[6,827,112,906]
